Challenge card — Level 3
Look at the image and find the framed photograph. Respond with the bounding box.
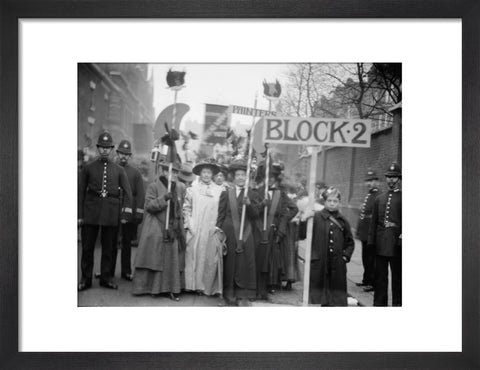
[2,1,478,369]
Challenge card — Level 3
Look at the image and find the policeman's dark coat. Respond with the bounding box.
[120,163,146,222]
[299,209,355,305]
[216,187,262,297]
[78,157,133,226]
[367,189,402,257]
[356,188,379,241]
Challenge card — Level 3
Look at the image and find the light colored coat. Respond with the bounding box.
[183,180,223,295]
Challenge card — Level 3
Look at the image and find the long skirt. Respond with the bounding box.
[132,240,182,295]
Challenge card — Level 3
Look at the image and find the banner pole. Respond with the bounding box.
[263,99,273,231]
[165,89,178,231]
[239,92,258,241]
[302,145,320,306]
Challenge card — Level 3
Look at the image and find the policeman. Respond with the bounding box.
[111,139,145,281]
[368,162,402,306]
[355,169,380,292]
[78,132,133,291]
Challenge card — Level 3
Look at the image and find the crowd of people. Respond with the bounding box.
[78,132,402,307]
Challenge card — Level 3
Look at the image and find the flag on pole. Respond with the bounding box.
[263,79,282,98]
[166,69,186,88]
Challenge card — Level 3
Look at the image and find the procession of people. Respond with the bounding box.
[78,131,402,307]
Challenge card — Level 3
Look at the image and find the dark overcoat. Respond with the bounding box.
[78,157,132,226]
[216,187,262,297]
[121,163,146,222]
[300,209,354,306]
[253,187,297,285]
[355,188,379,241]
[367,189,402,257]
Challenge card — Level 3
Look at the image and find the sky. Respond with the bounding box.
[151,63,290,135]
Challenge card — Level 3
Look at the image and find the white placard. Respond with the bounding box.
[263,116,371,147]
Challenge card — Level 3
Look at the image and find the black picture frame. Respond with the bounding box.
[1,1,478,369]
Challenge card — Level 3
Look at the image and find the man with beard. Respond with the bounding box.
[110,140,145,281]
[78,132,132,291]
[355,169,380,292]
[368,163,402,306]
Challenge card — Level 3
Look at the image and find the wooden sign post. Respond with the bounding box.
[302,146,319,306]
[260,116,372,306]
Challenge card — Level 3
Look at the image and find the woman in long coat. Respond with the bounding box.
[183,159,224,296]
[216,159,262,306]
[132,162,186,301]
[254,162,298,298]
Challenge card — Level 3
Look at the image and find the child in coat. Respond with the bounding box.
[300,187,354,306]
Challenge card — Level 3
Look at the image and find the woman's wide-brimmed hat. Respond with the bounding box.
[228,158,248,173]
[178,162,196,182]
[192,158,220,176]
[255,159,284,181]
[159,157,182,172]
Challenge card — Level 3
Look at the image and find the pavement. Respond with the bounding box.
[78,235,386,307]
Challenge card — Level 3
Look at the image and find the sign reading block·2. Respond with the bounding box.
[262,117,372,148]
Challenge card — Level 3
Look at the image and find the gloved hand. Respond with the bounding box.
[261,198,271,208]
[274,230,285,244]
[134,213,143,224]
[242,196,251,206]
[164,192,173,201]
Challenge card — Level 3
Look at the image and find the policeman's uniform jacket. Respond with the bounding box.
[367,189,402,257]
[120,162,145,223]
[78,157,133,226]
[356,187,379,242]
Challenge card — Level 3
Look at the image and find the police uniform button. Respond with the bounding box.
[329,239,333,243]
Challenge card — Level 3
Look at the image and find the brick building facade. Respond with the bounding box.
[278,105,402,226]
[78,63,155,158]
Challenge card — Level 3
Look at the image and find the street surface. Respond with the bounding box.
[78,236,391,307]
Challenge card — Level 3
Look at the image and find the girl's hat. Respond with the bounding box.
[322,186,341,201]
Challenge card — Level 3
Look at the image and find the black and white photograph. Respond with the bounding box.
[13,16,467,361]
[77,63,402,308]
